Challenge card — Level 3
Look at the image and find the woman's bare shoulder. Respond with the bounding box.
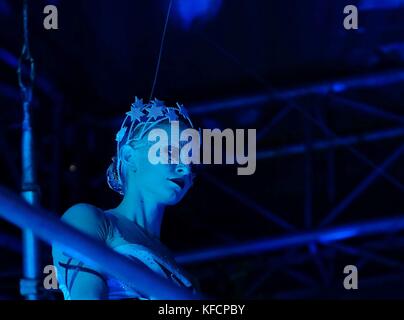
[62,203,105,221]
[60,203,109,239]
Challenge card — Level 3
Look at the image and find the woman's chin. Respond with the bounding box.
[161,191,184,205]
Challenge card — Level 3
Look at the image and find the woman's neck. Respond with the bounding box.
[111,188,165,239]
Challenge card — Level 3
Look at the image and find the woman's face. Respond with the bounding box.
[127,121,195,205]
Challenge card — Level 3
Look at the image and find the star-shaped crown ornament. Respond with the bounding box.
[112,97,194,189]
[115,97,194,146]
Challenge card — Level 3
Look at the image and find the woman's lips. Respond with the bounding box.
[168,178,185,190]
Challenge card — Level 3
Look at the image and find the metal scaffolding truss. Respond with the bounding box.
[170,68,404,298]
[0,65,401,298]
[1,30,403,299]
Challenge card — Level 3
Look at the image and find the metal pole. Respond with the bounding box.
[0,186,201,300]
[20,99,40,300]
[16,0,40,300]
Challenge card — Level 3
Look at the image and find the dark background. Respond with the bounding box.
[0,0,403,299]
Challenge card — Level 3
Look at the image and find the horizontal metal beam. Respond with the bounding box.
[0,186,201,300]
[80,69,404,129]
[330,95,404,125]
[257,127,404,159]
[175,215,404,264]
[188,69,404,115]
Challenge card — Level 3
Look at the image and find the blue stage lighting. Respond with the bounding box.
[175,0,222,29]
[0,0,11,16]
[360,0,404,10]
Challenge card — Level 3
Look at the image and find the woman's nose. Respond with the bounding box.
[175,164,190,176]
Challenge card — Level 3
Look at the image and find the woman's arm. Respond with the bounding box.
[52,203,110,300]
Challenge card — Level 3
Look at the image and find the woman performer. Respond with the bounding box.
[52,97,199,299]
